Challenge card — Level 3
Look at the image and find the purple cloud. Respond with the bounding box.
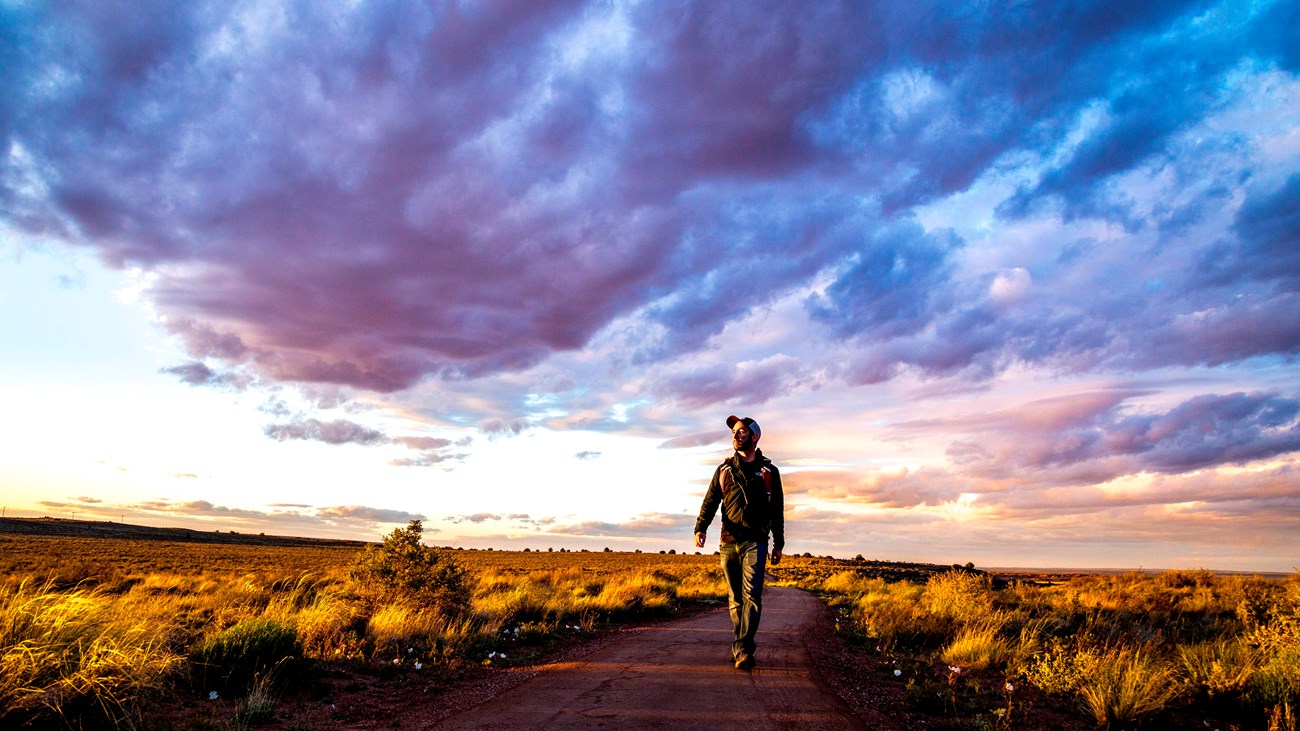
[0,0,1290,404]
[908,390,1300,484]
[160,361,248,389]
[264,418,388,446]
[316,505,425,523]
[547,512,692,537]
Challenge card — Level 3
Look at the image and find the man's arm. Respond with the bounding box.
[770,466,784,564]
[694,466,723,548]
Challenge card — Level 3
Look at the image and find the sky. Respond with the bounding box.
[2,0,1298,571]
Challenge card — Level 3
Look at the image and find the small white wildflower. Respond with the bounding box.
[489,651,498,658]
[500,653,507,659]
[1005,682,1015,692]
[875,645,882,652]
[414,661,423,670]
[948,666,962,674]
[392,658,400,665]
[407,647,414,654]
[894,669,902,677]
[209,691,219,701]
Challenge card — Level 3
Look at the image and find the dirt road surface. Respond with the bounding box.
[436,586,867,729]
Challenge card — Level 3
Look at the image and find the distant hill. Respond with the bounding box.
[0,517,368,549]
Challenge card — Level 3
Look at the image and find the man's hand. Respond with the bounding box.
[694,531,706,548]
[771,549,782,565]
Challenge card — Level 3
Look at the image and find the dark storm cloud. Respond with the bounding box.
[2,0,1295,405]
[807,222,962,340]
[1199,174,1300,290]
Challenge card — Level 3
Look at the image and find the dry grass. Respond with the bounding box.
[5,523,1297,729]
[1077,645,1179,727]
[0,579,183,727]
[806,566,1300,729]
[0,530,742,728]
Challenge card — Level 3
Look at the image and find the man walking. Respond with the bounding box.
[694,415,784,670]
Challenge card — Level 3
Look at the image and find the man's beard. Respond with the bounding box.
[733,434,755,452]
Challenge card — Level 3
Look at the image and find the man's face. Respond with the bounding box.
[732,424,756,452]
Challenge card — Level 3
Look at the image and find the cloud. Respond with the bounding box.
[783,467,968,509]
[264,418,388,446]
[900,390,1300,485]
[659,432,720,450]
[446,513,534,524]
[2,0,1292,410]
[1201,173,1300,290]
[316,505,425,523]
[480,418,530,438]
[808,222,963,340]
[574,450,601,460]
[132,499,276,520]
[390,435,471,467]
[547,512,693,537]
[159,361,248,389]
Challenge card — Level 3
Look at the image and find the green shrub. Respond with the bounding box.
[192,618,301,693]
[349,521,470,614]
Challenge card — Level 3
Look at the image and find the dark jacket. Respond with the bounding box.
[694,449,784,551]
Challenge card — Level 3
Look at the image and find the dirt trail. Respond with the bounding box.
[435,586,867,729]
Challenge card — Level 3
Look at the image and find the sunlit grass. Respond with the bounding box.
[1077,645,1179,727]
[0,580,183,727]
[940,617,1014,670]
[1,537,735,727]
[5,527,1297,730]
[808,566,1300,728]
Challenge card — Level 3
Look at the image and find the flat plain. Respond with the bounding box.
[2,518,1296,730]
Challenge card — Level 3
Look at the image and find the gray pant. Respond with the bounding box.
[720,539,767,659]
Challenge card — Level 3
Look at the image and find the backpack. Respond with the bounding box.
[721,460,773,501]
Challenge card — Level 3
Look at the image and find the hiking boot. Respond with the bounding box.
[734,653,755,669]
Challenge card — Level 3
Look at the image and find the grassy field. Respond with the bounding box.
[804,567,1300,730]
[2,518,1296,730]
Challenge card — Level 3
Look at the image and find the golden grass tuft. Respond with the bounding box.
[1077,645,1179,728]
[0,580,182,726]
[941,616,1015,670]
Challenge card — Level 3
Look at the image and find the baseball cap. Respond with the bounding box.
[726,415,761,439]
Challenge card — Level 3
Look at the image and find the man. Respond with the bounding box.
[694,415,784,670]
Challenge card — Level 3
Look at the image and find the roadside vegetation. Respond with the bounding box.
[0,521,728,729]
[791,566,1300,730]
[3,519,1295,729]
